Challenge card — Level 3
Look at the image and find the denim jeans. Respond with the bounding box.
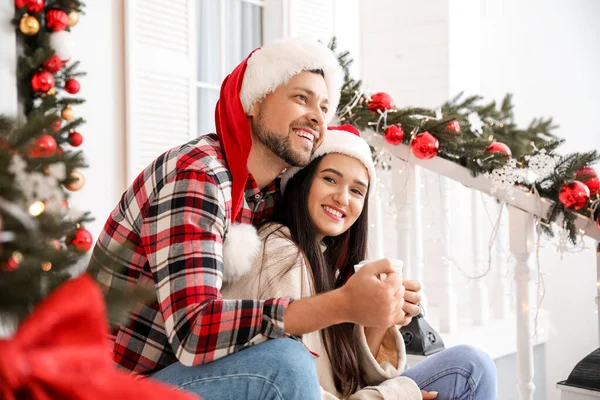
[151,338,321,400]
[152,341,496,400]
[401,344,498,400]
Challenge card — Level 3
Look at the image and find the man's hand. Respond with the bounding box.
[397,279,422,327]
[339,259,405,328]
[421,390,438,399]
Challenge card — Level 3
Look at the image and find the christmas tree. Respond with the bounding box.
[1,0,93,326]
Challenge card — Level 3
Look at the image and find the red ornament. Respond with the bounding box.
[486,142,512,158]
[384,125,404,145]
[31,71,55,93]
[575,167,599,196]
[368,92,395,113]
[2,252,22,272]
[43,54,64,73]
[46,8,68,31]
[50,119,61,132]
[64,78,80,94]
[68,227,93,252]
[411,132,439,160]
[29,134,57,158]
[68,131,83,147]
[558,181,590,210]
[446,120,461,134]
[25,0,44,13]
[15,0,26,8]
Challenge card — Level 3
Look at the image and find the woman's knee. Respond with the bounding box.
[448,345,497,389]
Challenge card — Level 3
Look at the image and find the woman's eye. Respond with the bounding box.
[321,106,328,114]
[296,95,307,103]
[352,189,365,197]
[324,176,336,184]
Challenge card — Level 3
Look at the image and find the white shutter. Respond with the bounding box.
[0,0,18,116]
[287,0,335,42]
[124,0,197,184]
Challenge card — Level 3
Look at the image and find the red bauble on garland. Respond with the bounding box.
[486,142,512,158]
[64,78,80,94]
[24,0,44,13]
[68,131,83,147]
[446,120,461,134]
[411,132,439,160]
[15,0,26,8]
[43,54,64,73]
[558,181,590,210]
[367,92,395,113]
[575,167,599,196]
[68,227,93,252]
[384,125,404,145]
[46,8,69,31]
[29,134,57,158]
[31,71,55,93]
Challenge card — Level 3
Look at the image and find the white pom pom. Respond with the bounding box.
[222,224,261,283]
[50,31,72,62]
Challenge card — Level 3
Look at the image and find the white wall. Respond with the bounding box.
[69,0,126,241]
[361,1,600,399]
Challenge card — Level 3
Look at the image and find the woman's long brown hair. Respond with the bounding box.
[260,155,370,397]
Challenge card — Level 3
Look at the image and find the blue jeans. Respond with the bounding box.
[401,344,498,400]
[152,340,496,400]
[151,338,321,400]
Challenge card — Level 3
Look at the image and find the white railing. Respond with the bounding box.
[368,134,600,400]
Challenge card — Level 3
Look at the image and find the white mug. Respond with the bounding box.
[354,258,404,281]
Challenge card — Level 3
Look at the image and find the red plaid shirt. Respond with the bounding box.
[89,134,289,375]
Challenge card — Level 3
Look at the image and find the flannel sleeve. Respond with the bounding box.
[140,169,291,365]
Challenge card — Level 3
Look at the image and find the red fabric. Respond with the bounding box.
[215,48,259,222]
[0,274,199,400]
[329,124,361,137]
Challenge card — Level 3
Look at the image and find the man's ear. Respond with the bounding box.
[246,101,260,118]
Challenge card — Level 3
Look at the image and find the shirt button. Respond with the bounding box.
[254,193,262,200]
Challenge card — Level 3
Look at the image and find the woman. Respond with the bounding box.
[221,125,496,399]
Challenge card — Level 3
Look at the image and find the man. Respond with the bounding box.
[89,38,424,399]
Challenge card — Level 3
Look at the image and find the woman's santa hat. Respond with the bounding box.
[280,124,377,198]
[215,37,344,223]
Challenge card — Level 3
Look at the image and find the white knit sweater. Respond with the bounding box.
[220,223,422,400]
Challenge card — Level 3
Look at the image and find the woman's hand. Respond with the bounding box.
[421,390,438,399]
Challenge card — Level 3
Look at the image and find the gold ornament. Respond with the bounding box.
[19,14,40,35]
[68,10,79,28]
[65,170,85,191]
[40,87,57,99]
[61,105,74,121]
[41,261,52,271]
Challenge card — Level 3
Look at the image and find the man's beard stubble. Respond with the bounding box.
[252,111,315,167]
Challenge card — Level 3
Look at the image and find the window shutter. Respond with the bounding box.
[124,0,196,184]
[287,0,335,42]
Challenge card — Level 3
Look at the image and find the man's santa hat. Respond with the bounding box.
[280,124,377,198]
[215,37,344,222]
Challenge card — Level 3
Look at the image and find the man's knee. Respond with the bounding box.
[265,338,317,376]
